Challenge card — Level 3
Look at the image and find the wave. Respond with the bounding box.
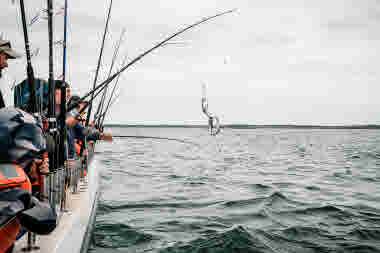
[155,219,231,235]
[247,183,273,192]
[223,192,306,212]
[340,244,380,253]
[158,226,271,253]
[279,205,353,217]
[98,200,223,214]
[93,222,155,248]
[348,229,380,241]
[281,226,331,239]
[158,225,339,253]
[359,150,380,160]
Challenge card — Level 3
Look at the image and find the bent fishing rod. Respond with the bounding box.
[69,79,114,116]
[69,9,236,114]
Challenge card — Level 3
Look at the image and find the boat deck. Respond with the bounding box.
[14,156,99,253]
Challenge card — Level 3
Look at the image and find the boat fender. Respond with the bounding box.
[18,197,56,235]
[0,188,32,253]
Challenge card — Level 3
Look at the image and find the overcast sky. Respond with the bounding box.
[1,0,380,125]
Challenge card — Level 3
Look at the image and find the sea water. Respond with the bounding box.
[89,127,380,253]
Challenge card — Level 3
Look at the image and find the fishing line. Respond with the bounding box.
[113,135,199,147]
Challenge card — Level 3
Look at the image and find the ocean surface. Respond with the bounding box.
[89,127,380,253]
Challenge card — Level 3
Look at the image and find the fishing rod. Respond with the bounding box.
[86,0,113,128]
[98,92,121,118]
[18,1,41,247]
[46,0,61,212]
[68,9,236,115]
[47,0,57,160]
[58,0,68,168]
[19,0,37,113]
[94,28,125,129]
[97,92,121,123]
[95,32,125,130]
[95,29,125,126]
[68,79,116,123]
[99,55,128,129]
[67,76,114,113]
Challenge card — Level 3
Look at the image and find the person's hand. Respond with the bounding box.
[101,133,113,141]
[35,158,49,175]
[29,157,49,180]
[66,115,78,126]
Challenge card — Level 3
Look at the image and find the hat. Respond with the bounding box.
[0,40,22,59]
[54,80,70,89]
[67,95,81,108]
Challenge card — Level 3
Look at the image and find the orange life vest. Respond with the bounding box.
[0,163,31,191]
[0,163,32,253]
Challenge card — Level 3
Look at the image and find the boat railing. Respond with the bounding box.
[19,147,90,251]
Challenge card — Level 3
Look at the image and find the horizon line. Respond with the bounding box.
[103,124,380,129]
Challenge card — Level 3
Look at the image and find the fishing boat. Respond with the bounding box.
[2,0,104,252]
[14,143,98,253]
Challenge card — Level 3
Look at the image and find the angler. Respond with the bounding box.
[62,93,112,160]
[0,39,21,108]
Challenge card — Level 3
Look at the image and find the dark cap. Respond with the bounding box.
[55,80,70,89]
[67,95,81,108]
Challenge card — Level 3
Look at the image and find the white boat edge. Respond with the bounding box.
[14,151,100,253]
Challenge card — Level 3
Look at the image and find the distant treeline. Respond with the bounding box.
[104,124,380,129]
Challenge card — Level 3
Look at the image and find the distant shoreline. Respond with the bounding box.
[104,124,380,129]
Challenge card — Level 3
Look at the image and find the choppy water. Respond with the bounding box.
[89,128,380,253]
